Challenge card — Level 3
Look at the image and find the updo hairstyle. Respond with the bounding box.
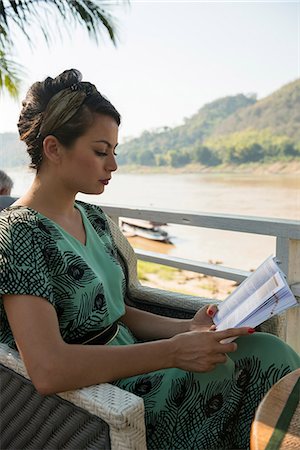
[18,69,121,170]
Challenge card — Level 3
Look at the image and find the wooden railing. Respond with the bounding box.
[99,203,300,352]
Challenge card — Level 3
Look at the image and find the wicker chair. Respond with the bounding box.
[0,215,282,450]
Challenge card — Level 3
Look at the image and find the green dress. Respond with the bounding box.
[0,201,299,450]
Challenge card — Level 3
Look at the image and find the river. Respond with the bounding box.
[4,167,300,272]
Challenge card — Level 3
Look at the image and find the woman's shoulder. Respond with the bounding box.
[0,205,39,229]
[0,206,44,253]
[0,205,61,246]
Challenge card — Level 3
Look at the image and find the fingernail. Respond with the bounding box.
[248,328,255,334]
[208,309,214,316]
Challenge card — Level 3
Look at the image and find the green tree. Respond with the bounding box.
[193,146,221,166]
[138,149,155,166]
[236,143,264,163]
[0,0,127,97]
[155,154,167,166]
[282,142,300,158]
[167,149,191,167]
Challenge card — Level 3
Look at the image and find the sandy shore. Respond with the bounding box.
[139,269,237,300]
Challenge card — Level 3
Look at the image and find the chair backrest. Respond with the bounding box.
[0,196,17,212]
[106,216,140,289]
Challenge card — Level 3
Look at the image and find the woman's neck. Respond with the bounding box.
[16,174,78,221]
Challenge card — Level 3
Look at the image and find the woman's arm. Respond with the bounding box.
[121,305,191,340]
[3,295,173,394]
[3,295,251,396]
[122,304,217,340]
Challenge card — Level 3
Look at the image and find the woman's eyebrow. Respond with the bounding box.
[92,139,118,149]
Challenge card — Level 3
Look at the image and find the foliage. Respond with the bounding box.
[167,149,191,167]
[205,129,300,164]
[118,93,255,166]
[2,79,300,168]
[139,149,155,166]
[212,79,300,141]
[117,80,300,168]
[192,146,221,166]
[0,0,127,97]
[0,50,21,97]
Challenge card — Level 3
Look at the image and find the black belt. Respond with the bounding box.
[66,322,119,345]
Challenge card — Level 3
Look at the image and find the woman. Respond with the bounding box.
[0,69,299,450]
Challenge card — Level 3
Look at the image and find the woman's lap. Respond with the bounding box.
[113,332,300,449]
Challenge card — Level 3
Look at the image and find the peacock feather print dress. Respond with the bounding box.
[0,201,299,450]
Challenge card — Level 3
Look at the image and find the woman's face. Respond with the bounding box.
[59,113,119,195]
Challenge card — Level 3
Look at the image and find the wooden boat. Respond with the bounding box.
[120,218,171,243]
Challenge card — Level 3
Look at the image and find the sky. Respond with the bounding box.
[0,0,299,143]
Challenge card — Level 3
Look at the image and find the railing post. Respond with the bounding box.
[276,237,300,353]
[275,237,289,275]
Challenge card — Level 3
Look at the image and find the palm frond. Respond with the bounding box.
[0,49,23,98]
[1,0,124,47]
[0,0,129,98]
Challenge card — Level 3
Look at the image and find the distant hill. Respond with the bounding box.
[211,79,300,141]
[117,93,256,165]
[1,79,299,169]
[117,79,300,167]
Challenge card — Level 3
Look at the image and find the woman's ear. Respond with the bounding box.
[42,135,63,165]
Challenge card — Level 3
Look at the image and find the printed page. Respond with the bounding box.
[214,255,297,337]
[215,272,284,331]
[214,256,279,326]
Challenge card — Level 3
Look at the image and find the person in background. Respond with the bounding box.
[0,69,299,450]
[0,170,17,211]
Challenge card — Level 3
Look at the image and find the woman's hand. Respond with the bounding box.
[189,304,218,332]
[170,327,253,373]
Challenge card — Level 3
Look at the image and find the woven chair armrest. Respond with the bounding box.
[258,313,287,337]
[0,343,147,449]
[60,385,147,449]
[128,284,218,315]
[128,285,283,338]
[59,384,145,431]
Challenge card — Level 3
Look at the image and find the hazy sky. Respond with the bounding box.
[0,1,299,142]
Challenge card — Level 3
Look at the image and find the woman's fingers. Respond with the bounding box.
[217,341,238,354]
[214,327,255,342]
[206,304,218,317]
[214,353,228,364]
[172,326,254,373]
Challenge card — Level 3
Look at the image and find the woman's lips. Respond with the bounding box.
[99,179,110,185]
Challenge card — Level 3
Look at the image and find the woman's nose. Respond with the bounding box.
[106,154,118,172]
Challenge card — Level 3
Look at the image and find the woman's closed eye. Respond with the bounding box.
[94,150,118,157]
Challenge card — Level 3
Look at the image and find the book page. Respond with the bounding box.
[214,256,280,326]
[215,272,284,331]
[213,255,298,336]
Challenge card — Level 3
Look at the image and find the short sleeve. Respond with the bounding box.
[0,209,54,305]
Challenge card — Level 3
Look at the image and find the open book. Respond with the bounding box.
[213,256,298,334]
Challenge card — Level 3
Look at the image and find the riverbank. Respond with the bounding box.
[137,260,236,300]
[117,160,300,175]
[6,159,300,176]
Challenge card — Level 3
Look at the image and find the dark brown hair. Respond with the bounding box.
[18,69,121,170]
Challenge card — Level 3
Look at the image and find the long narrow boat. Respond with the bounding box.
[120,218,171,243]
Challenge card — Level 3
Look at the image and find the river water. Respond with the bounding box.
[5,167,300,272]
